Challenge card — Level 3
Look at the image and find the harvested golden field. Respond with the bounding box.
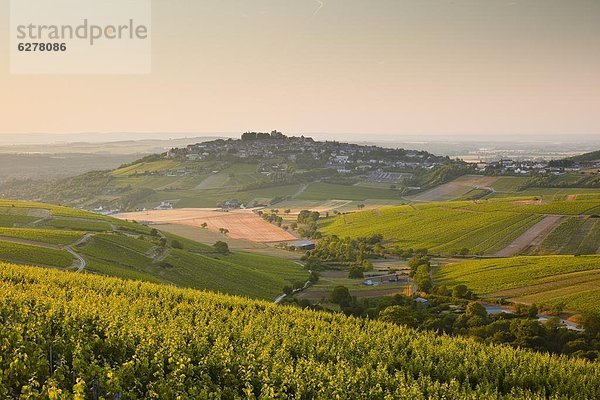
[117,208,296,243]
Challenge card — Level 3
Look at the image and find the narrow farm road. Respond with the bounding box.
[66,233,92,272]
[494,215,562,257]
[291,183,310,199]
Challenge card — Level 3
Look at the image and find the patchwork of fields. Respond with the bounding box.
[435,256,600,313]
[0,201,307,300]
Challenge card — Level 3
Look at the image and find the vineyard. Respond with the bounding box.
[0,241,74,268]
[0,227,84,246]
[320,197,600,255]
[320,204,540,254]
[526,217,600,255]
[435,255,600,313]
[1,263,600,399]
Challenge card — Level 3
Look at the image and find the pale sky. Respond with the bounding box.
[1,0,599,138]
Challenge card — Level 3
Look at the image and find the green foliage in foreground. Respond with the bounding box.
[1,264,600,399]
[436,255,600,313]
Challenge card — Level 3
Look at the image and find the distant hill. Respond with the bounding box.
[0,199,306,300]
[0,133,469,211]
[571,150,600,162]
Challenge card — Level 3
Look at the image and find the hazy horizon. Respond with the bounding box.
[0,131,599,145]
[1,0,599,137]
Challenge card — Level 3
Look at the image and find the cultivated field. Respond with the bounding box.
[435,255,600,313]
[117,208,296,242]
[297,269,409,301]
[409,175,499,202]
[296,182,402,201]
[494,215,563,257]
[321,197,600,256]
[528,217,600,255]
[320,203,543,255]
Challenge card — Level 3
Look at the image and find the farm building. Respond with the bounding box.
[291,240,316,251]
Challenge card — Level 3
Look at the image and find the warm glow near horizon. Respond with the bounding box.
[1,0,599,137]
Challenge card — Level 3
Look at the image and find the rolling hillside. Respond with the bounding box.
[0,200,306,300]
[435,255,600,313]
[1,262,600,399]
[320,197,600,256]
[571,150,600,162]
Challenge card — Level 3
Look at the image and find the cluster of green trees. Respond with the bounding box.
[213,241,229,254]
[302,234,384,265]
[300,286,600,361]
[407,255,433,292]
[395,247,428,259]
[296,210,322,239]
[380,296,600,361]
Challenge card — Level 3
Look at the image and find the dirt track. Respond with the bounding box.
[494,215,563,257]
[116,208,296,243]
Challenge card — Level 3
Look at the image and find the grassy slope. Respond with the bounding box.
[297,182,402,201]
[0,241,74,267]
[435,255,600,313]
[1,262,599,399]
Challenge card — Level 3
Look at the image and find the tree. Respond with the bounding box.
[150,228,159,237]
[408,256,430,277]
[581,312,600,338]
[330,286,352,307]
[357,204,365,210]
[171,239,183,249]
[348,266,364,279]
[465,302,487,319]
[309,271,320,283]
[414,265,432,293]
[201,222,208,229]
[452,284,468,299]
[283,285,293,295]
[213,241,229,254]
[219,228,229,235]
[379,306,418,328]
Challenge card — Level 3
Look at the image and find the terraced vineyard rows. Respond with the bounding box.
[435,255,600,313]
[322,198,600,255]
[0,227,84,245]
[0,241,74,267]
[321,204,541,254]
[527,217,600,255]
[1,263,600,399]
